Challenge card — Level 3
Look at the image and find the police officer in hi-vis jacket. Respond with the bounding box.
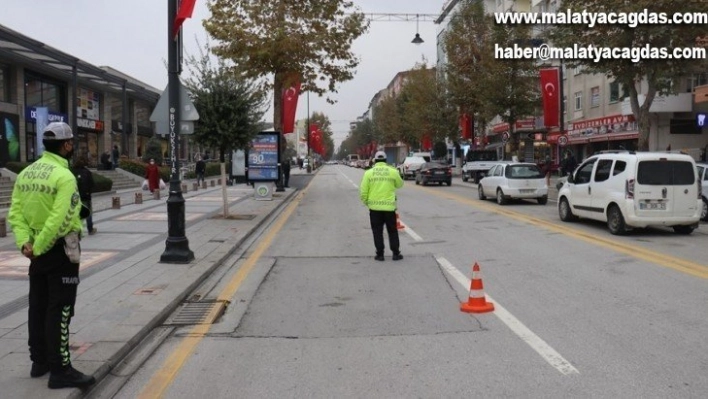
[359,151,404,261]
[8,122,96,389]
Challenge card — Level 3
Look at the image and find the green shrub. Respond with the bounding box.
[92,173,113,193]
[118,158,171,182]
[142,137,164,165]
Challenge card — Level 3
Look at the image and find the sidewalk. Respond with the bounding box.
[0,171,306,398]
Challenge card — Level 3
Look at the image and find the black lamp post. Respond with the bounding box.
[160,0,194,264]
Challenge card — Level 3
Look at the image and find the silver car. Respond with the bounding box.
[478,162,548,205]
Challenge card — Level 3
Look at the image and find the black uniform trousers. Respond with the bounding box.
[369,210,400,256]
[28,239,79,373]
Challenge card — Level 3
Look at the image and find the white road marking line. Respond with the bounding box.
[436,256,580,376]
[338,168,359,189]
[404,225,423,242]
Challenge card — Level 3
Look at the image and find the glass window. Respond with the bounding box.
[574,91,582,110]
[24,75,66,112]
[575,159,597,184]
[637,161,695,185]
[506,164,543,179]
[594,160,613,182]
[135,101,151,126]
[613,161,627,176]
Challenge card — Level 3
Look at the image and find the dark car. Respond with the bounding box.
[415,162,452,186]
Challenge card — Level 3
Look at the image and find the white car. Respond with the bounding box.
[478,162,548,205]
[558,151,701,235]
[696,162,707,221]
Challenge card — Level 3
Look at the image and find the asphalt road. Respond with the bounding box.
[103,165,708,398]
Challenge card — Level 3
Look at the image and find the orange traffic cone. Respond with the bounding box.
[460,262,494,313]
[395,212,405,230]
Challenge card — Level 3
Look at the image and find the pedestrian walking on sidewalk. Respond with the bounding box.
[7,121,96,389]
[72,156,96,235]
[145,158,161,193]
[359,151,404,261]
[195,156,206,186]
[282,159,291,187]
[112,145,120,169]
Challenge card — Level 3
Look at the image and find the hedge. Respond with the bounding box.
[183,162,223,179]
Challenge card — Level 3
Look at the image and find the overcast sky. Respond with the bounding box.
[1,0,444,148]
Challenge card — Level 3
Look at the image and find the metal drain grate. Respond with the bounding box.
[164,300,226,326]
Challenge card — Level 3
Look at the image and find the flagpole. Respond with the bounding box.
[306,91,311,173]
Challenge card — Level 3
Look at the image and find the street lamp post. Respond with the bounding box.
[160,0,194,264]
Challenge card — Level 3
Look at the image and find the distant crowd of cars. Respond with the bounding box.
[340,151,706,236]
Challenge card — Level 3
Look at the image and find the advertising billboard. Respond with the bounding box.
[246,132,280,182]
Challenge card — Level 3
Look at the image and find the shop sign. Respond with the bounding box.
[76,118,104,131]
[567,114,636,136]
[25,107,67,123]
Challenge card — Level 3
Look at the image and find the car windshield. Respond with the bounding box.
[505,164,543,179]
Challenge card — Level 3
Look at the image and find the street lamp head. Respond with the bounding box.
[411,33,424,44]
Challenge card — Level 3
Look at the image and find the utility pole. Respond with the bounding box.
[160,0,194,264]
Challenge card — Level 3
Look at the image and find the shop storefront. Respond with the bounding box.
[24,107,68,162]
[489,118,550,162]
[76,87,104,166]
[565,114,638,159]
[24,73,68,162]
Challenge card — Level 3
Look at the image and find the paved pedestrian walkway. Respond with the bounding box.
[0,169,311,397]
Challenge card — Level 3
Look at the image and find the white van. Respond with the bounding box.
[557,151,702,235]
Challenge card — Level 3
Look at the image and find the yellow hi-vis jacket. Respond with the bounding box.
[8,151,82,256]
[359,161,403,211]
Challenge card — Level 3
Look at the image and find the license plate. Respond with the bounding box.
[519,189,535,194]
[435,171,444,175]
[640,202,666,210]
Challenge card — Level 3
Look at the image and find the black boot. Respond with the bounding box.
[392,253,403,261]
[48,366,96,389]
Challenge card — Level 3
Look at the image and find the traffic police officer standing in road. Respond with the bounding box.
[359,151,404,261]
[8,122,96,389]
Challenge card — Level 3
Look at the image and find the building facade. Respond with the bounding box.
[0,23,194,168]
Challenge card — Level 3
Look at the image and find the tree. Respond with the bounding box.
[547,0,706,150]
[183,42,267,217]
[142,137,164,165]
[485,23,540,158]
[204,0,368,141]
[443,0,495,141]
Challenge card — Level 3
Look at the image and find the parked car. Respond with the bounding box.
[415,162,452,186]
[398,156,428,180]
[696,162,707,221]
[557,151,702,235]
[477,162,548,205]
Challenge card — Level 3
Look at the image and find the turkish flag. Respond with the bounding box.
[540,68,560,128]
[281,78,301,134]
[421,135,432,151]
[460,113,472,139]
[173,0,197,38]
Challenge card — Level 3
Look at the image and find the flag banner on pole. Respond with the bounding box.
[281,78,301,134]
[173,0,197,38]
[540,68,560,128]
[460,113,472,140]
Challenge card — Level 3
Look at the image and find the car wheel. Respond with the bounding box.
[673,225,695,235]
[422,179,427,186]
[701,197,708,221]
[496,189,507,205]
[607,205,627,235]
[438,181,443,185]
[558,197,576,222]
[446,180,451,186]
[415,178,419,185]
[462,173,469,182]
[478,185,486,200]
[537,196,548,205]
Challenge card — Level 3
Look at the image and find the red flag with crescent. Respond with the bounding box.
[173,0,197,38]
[459,113,472,140]
[281,78,301,134]
[540,68,560,128]
[421,135,432,151]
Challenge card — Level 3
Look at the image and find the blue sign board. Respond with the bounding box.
[246,132,280,182]
[25,107,67,123]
